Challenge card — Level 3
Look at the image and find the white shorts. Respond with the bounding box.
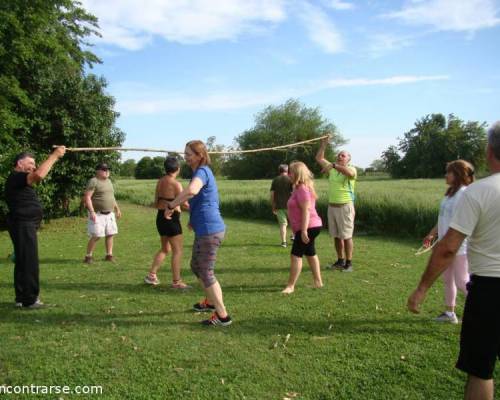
[87,212,118,238]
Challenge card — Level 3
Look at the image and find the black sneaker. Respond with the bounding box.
[201,312,232,327]
[329,258,345,270]
[193,299,216,312]
[342,261,353,272]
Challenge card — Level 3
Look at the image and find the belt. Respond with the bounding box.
[98,211,112,215]
[329,203,348,207]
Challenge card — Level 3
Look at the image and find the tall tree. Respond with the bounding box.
[135,156,165,179]
[224,99,345,179]
[0,0,124,221]
[382,114,487,178]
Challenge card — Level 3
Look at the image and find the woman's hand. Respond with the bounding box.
[301,230,310,244]
[423,234,434,248]
[164,202,175,220]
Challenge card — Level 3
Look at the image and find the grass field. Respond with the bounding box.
[114,177,446,237]
[0,200,490,399]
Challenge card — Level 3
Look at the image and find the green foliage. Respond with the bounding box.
[382,114,487,178]
[134,156,165,179]
[206,136,226,176]
[117,159,137,177]
[0,0,124,222]
[369,158,387,172]
[0,203,474,399]
[224,99,345,179]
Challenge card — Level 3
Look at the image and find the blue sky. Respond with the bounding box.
[82,0,500,167]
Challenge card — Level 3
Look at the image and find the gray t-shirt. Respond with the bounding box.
[86,177,115,212]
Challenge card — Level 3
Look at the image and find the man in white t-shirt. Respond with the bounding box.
[407,121,500,400]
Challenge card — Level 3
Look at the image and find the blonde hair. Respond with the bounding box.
[289,161,317,199]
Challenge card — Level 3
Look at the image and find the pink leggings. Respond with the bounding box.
[442,254,469,308]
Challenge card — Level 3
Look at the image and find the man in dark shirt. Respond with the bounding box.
[270,164,293,247]
[5,146,66,308]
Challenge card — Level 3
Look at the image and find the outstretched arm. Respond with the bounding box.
[407,228,466,313]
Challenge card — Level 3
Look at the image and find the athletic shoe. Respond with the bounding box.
[281,242,287,248]
[104,255,114,262]
[328,259,345,270]
[201,312,232,327]
[193,298,215,312]
[23,299,45,309]
[83,255,93,264]
[16,296,40,308]
[171,281,192,289]
[342,261,353,272]
[434,312,458,324]
[290,234,295,242]
[144,275,160,286]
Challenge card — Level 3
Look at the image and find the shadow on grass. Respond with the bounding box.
[217,266,289,274]
[0,302,447,338]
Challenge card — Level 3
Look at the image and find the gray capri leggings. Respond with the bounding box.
[190,231,225,288]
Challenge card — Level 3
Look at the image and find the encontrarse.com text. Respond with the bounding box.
[0,384,103,395]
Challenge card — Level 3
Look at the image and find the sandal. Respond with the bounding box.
[171,280,192,289]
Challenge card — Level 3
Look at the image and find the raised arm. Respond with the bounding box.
[27,146,66,186]
[315,137,331,169]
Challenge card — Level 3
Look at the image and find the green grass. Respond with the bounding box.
[1,201,491,399]
[114,177,446,236]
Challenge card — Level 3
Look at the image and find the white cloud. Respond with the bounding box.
[325,0,355,10]
[368,33,415,57]
[297,2,344,54]
[81,0,286,50]
[116,74,449,114]
[323,75,449,88]
[385,0,500,32]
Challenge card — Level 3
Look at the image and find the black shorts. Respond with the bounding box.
[156,210,182,237]
[456,275,500,380]
[291,227,321,257]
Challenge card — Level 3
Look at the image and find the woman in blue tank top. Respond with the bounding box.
[165,140,231,327]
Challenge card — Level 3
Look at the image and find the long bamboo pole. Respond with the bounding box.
[54,135,331,155]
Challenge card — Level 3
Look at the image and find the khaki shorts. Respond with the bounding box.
[328,203,355,239]
[87,212,118,237]
[275,209,288,226]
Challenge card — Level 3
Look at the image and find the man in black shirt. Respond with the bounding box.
[5,146,66,308]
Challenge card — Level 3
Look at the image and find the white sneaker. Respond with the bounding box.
[434,312,458,324]
[144,275,160,285]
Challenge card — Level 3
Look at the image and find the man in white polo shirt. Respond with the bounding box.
[83,163,121,263]
[408,121,500,400]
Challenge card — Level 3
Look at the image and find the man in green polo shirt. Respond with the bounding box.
[316,137,357,272]
[83,163,121,264]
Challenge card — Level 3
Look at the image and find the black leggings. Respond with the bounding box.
[291,227,321,257]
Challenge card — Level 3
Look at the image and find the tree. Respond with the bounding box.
[117,159,137,177]
[224,99,346,179]
[381,114,487,178]
[369,159,387,172]
[0,0,124,222]
[135,156,165,179]
[206,136,226,176]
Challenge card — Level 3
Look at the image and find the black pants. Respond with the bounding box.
[7,220,40,306]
